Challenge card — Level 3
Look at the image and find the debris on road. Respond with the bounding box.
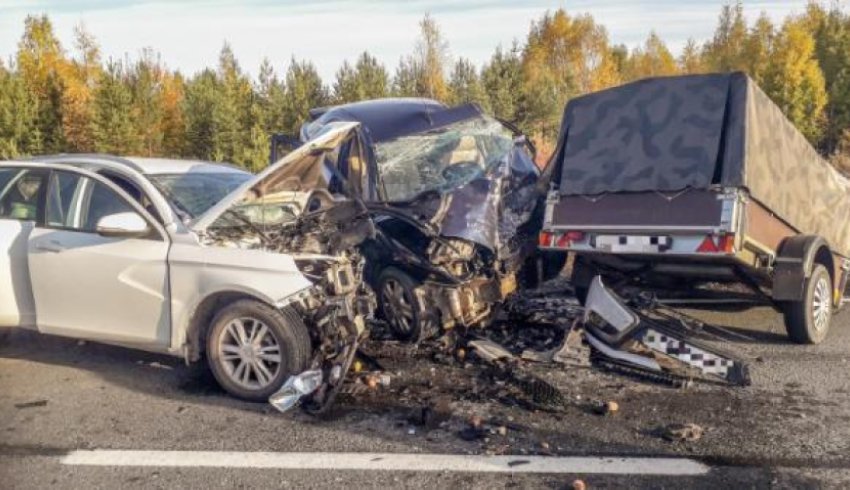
[469,339,515,363]
[592,400,619,416]
[582,277,751,387]
[14,399,48,409]
[662,423,705,443]
[520,321,590,367]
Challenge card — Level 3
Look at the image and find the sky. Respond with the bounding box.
[0,1,823,80]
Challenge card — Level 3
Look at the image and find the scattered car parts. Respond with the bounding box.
[582,276,751,387]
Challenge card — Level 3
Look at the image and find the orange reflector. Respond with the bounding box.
[717,234,735,253]
[538,231,554,247]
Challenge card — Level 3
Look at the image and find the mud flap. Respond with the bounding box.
[583,276,751,386]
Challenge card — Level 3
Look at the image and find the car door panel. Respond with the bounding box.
[0,220,37,327]
[0,167,47,328]
[27,170,171,347]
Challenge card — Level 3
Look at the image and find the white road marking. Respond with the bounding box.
[61,450,710,475]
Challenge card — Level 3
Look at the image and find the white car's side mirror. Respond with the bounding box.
[96,212,150,238]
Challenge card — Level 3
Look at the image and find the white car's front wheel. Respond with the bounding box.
[206,300,311,401]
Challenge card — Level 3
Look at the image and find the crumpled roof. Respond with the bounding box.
[301,98,483,143]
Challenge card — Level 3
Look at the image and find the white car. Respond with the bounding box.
[0,123,375,412]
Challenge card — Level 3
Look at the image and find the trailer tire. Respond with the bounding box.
[783,264,832,345]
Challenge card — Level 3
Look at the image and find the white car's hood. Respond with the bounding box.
[191,121,360,233]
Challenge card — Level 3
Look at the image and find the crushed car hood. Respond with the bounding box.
[191,122,361,234]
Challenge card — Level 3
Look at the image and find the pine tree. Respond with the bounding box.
[183,69,219,161]
[256,58,286,135]
[282,58,328,135]
[448,58,489,110]
[353,52,389,100]
[481,44,523,123]
[91,60,137,154]
[0,66,42,157]
[391,57,420,97]
[128,49,167,156]
[333,61,360,104]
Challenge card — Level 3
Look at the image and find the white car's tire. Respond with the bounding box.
[206,300,311,401]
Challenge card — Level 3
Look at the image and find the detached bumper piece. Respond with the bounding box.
[583,276,751,387]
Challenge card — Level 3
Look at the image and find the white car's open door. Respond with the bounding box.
[0,166,41,328]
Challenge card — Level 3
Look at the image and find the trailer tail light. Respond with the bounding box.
[696,236,719,253]
[540,231,585,249]
[697,234,735,254]
[556,231,585,248]
[717,234,736,253]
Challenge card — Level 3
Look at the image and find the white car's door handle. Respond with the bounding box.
[35,241,65,253]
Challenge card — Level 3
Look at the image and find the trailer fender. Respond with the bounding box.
[772,235,833,302]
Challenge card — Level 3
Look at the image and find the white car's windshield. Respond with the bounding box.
[150,172,252,218]
[374,116,514,202]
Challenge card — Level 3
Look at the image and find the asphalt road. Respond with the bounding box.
[3,299,850,489]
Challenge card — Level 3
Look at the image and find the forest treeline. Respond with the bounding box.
[1,2,850,172]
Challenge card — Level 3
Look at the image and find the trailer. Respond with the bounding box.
[541,72,850,344]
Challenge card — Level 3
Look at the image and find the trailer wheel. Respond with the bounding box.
[783,264,832,344]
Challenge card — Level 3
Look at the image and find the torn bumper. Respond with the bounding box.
[272,258,377,414]
[583,276,751,386]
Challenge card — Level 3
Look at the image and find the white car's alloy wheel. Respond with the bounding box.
[216,317,282,390]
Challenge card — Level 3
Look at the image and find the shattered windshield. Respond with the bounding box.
[150,172,251,218]
[374,116,514,202]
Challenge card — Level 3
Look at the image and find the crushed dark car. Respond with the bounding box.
[296,99,565,341]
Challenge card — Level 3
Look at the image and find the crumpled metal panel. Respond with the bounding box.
[437,145,540,259]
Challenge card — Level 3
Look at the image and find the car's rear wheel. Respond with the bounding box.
[206,300,310,401]
[783,264,833,345]
[377,267,424,342]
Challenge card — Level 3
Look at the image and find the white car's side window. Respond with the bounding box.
[46,170,144,234]
[0,168,48,222]
[45,171,86,229]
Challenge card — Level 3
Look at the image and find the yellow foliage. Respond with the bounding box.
[763,17,827,143]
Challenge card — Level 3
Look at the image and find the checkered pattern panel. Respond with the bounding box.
[641,328,734,377]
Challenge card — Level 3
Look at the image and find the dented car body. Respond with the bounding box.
[299,99,560,340]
